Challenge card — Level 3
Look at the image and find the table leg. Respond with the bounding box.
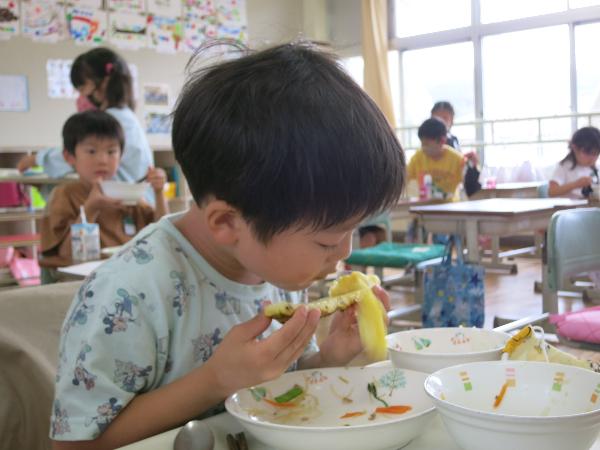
[465,220,480,262]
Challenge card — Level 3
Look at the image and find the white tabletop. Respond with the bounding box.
[56,260,104,278]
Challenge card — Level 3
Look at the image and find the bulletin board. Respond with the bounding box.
[0,0,247,53]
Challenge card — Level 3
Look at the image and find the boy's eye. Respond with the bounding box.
[318,243,338,251]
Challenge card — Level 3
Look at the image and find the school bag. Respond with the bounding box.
[422,236,485,328]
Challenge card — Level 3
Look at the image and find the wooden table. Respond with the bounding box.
[0,169,77,185]
[410,198,588,313]
[472,181,544,199]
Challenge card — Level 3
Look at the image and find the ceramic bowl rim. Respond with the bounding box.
[424,360,600,422]
[387,328,510,358]
[225,367,437,433]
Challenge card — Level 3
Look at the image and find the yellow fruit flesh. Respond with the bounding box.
[329,272,388,362]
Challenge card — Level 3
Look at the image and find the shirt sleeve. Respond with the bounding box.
[550,163,567,185]
[35,147,75,178]
[50,273,160,441]
[406,152,419,180]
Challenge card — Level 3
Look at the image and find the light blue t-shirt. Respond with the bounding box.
[50,213,317,440]
[36,107,154,183]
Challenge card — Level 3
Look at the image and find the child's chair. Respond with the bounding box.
[543,207,600,315]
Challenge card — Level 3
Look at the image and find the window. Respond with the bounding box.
[401,42,475,148]
[569,0,600,8]
[575,22,600,114]
[482,26,570,121]
[394,0,470,38]
[480,0,567,24]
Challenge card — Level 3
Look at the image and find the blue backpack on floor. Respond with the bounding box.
[422,236,485,328]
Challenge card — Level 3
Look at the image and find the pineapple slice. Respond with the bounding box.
[330,272,388,362]
[264,272,388,362]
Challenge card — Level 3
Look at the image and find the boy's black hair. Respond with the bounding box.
[562,126,600,169]
[431,101,455,116]
[70,47,135,110]
[418,117,447,141]
[172,42,405,242]
[62,110,124,155]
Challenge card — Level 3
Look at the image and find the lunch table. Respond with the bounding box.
[410,198,588,313]
[471,181,544,200]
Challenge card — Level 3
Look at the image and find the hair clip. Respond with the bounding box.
[105,63,114,75]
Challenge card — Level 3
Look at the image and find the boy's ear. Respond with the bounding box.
[204,200,243,246]
[62,149,76,166]
[439,136,447,146]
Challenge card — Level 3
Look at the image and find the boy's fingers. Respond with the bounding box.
[273,308,320,365]
[372,285,391,311]
[267,306,311,351]
[234,312,272,341]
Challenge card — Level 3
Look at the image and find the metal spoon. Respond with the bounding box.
[173,420,215,450]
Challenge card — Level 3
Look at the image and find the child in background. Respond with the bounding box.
[18,47,153,184]
[50,42,403,449]
[40,111,167,278]
[549,126,600,198]
[407,117,464,200]
[431,101,481,197]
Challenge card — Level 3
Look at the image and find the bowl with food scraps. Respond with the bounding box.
[100,180,149,205]
[387,327,509,373]
[424,361,600,450]
[225,366,436,450]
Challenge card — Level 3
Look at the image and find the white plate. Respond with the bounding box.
[226,366,436,450]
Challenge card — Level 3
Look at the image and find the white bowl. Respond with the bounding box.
[387,327,509,373]
[100,180,149,205]
[225,366,436,450]
[424,361,600,450]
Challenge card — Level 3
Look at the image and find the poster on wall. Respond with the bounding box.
[0,0,20,40]
[145,111,171,134]
[142,83,169,107]
[147,0,180,17]
[0,75,29,112]
[107,0,145,14]
[147,14,181,53]
[108,11,146,49]
[215,0,246,41]
[46,59,78,98]
[66,6,107,44]
[21,0,66,42]
[70,0,102,8]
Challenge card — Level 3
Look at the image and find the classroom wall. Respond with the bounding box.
[0,0,304,149]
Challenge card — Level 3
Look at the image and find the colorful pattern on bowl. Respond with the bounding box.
[225,367,437,450]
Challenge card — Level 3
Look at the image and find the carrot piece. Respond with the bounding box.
[493,382,509,408]
[263,398,297,408]
[374,405,412,414]
[340,411,366,419]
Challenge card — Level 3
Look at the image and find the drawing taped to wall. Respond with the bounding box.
[0,0,19,40]
[66,6,107,44]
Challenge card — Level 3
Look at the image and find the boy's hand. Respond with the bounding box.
[17,154,36,173]
[146,166,166,193]
[317,285,390,367]
[84,180,124,221]
[203,305,321,398]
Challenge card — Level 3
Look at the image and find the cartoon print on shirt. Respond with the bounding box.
[118,233,155,265]
[85,397,123,434]
[192,328,223,363]
[113,360,153,392]
[171,271,196,316]
[72,342,97,390]
[51,400,71,436]
[214,290,240,315]
[102,288,143,334]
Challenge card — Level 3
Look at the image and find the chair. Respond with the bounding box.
[543,207,600,315]
[345,241,446,327]
[0,281,81,450]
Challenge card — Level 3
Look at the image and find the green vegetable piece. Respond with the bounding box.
[367,382,388,408]
[275,385,303,403]
[250,387,267,402]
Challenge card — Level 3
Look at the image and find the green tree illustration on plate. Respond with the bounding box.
[378,369,406,396]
